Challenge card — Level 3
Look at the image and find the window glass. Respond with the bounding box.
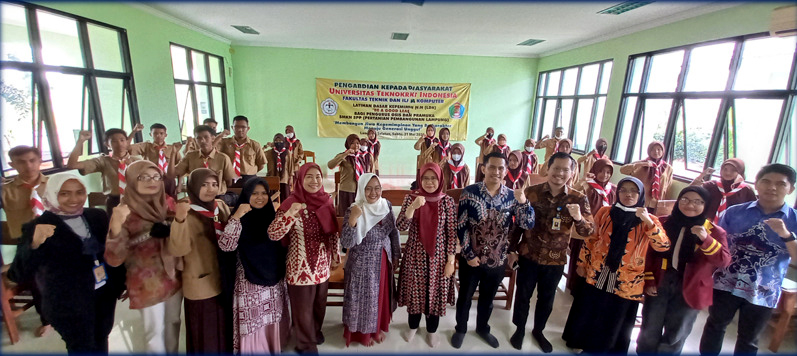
[560,68,578,96]
[733,36,796,91]
[572,98,594,151]
[37,10,83,68]
[1,3,32,62]
[170,45,189,80]
[645,50,684,93]
[631,99,672,162]
[546,71,561,96]
[578,64,599,95]
[684,42,734,92]
[209,55,222,84]
[88,23,123,72]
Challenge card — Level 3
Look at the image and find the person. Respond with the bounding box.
[104,160,182,353]
[168,168,232,353]
[268,163,341,354]
[452,152,535,349]
[690,158,756,223]
[341,173,401,347]
[365,128,381,176]
[537,127,566,164]
[700,164,797,355]
[219,115,267,185]
[521,139,539,175]
[620,141,673,213]
[474,127,497,182]
[504,150,528,189]
[174,125,236,206]
[509,152,595,353]
[8,173,125,354]
[440,143,470,191]
[358,137,374,173]
[414,124,437,171]
[183,118,228,154]
[265,133,292,201]
[129,123,183,197]
[283,125,305,189]
[328,134,364,216]
[576,138,609,181]
[495,134,511,157]
[637,186,731,355]
[1,145,51,336]
[540,138,578,184]
[67,128,142,214]
[423,127,452,166]
[396,163,458,348]
[562,177,670,353]
[218,178,290,354]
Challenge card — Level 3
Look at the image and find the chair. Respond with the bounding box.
[333,171,341,213]
[88,192,106,209]
[327,216,347,307]
[261,175,282,207]
[1,221,35,344]
[382,189,412,207]
[446,188,464,202]
[303,150,315,164]
[768,272,797,352]
[654,199,676,217]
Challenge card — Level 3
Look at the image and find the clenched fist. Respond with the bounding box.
[32,224,56,249]
[566,204,582,222]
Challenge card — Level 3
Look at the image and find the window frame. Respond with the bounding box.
[0,1,140,177]
[169,42,228,138]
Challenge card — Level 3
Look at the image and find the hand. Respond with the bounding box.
[286,202,303,218]
[586,172,596,179]
[118,290,129,301]
[78,130,92,142]
[173,142,183,150]
[444,262,455,277]
[221,129,230,137]
[507,252,518,269]
[409,196,426,210]
[266,141,274,148]
[702,167,715,176]
[645,285,657,296]
[186,136,195,144]
[345,148,356,155]
[691,225,708,241]
[541,135,550,140]
[112,203,131,224]
[233,203,252,219]
[514,188,527,204]
[636,207,653,226]
[32,224,56,249]
[764,218,791,238]
[467,257,480,267]
[132,123,144,133]
[349,204,363,226]
[589,149,597,155]
[566,203,582,222]
[175,201,191,222]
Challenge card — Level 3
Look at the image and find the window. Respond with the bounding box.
[169,43,227,140]
[531,60,613,153]
[0,1,139,176]
[612,34,797,182]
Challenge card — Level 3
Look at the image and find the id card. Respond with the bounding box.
[94,261,108,289]
[552,216,562,231]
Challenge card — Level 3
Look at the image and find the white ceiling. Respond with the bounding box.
[140,1,741,58]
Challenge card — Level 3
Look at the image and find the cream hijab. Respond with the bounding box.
[351,173,390,245]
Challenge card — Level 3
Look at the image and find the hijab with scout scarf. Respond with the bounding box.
[523,139,538,175]
[594,138,609,159]
[285,125,299,152]
[187,168,226,238]
[436,128,452,160]
[234,177,286,286]
[495,134,510,156]
[447,143,467,189]
[271,133,289,174]
[506,150,525,189]
[366,129,380,157]
[423,124,437,148]
[344,134,364,181]
[557,138,573,154]
[586,158,614,208]
[412,163,446,257]
[350,173,390,246]
[646,141,669,201]
[662,186,712,271]
[714,158,748,223]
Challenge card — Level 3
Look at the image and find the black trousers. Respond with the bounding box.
[454,258,505,334]
[699,289,773,355]
[409,313,440,333]
[512,257,564,333]
[50,284,118,354]
[637,270,700,355]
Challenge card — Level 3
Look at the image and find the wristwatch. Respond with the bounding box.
[782,232,797,243]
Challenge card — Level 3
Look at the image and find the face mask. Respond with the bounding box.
[359,146,368,152]
[525,146,533,152]
[274,142,285,150]
[286,132,295,139]
[486,133,493,139]
[452,154,462,161]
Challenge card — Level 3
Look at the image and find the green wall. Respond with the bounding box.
[230,46,538,176]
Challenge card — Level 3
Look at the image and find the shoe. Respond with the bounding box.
[532,330,553,353]
[403,328,417,343]
[510,329,524,350]
[316,332,325,345]
[451,332,466,349]
[476,330,499,348]
[35,324,52,337]
[427,332,440,348]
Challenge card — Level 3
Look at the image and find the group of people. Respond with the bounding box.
[2,119,796,356]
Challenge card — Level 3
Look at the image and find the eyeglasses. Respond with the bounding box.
[618,188,640,195]
[679,197,705,206]
[137,175,163,182]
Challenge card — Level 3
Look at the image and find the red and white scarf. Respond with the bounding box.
[524,152,537,175]
[496,144,510,156]
[190,203,224,238]
[506,170,522,189]
[648,159,667,200]
[587,178,613,207]
[233,142,246,178]
[447,159,466,189]
[367,138,379,156]
[115,154,130,196]
[715,180,747,223]
[273,147,287,172]
[348,153,364,181]
[155,145,168,173]
[285,136,298,152]
[438,141,451,159]
[22,182,44,217]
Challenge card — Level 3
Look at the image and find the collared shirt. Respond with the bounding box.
[2,173,48,238]
[129,141,182,177]
[218,137,267,175]
[458,182,534,268]
[174,149,235,194]
[515,182,595,265]
[79,154,142,196]
[714,201,797,309]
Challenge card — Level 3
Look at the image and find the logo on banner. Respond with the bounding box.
[321,98,338,116]
[449,102,465,119]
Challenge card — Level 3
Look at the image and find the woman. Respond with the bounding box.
[266,133,291,200]
[328,134,363,216]
[577,138,609,181]
[521,138,538,175]
[219,178,290,354]
[105,161,182,353]
[495,134,511,157]
[441,143,469,191]
[366,129,381,175]
[168,168,232,353]
[474,127,497,182]
[268,163,341,354]
[690,158,756,223]
[637,186,731,354]
[9,173,125,354]
[620,141,673,213]
[414,124,437,171]
[396,163,457,348]
[358,137,374,173]
[284,125,305,189]
[504,150,528,189]
[341,173,401,347]
[562,177,670,353]
[423,127,451,166]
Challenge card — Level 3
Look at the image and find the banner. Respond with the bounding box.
[316,78,470,140]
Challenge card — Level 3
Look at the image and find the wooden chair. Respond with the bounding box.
[446,188,464,202]
[327,216,346,307]
[768,270,797,352]
[382,189,412,207]
[333,171,341,214]
[88,192,106,209]
[303,150,315,164]
[1,221,35,344]
[262,175,282,207]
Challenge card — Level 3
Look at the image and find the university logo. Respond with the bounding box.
[321,98,338,116]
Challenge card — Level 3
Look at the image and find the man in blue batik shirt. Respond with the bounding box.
[700,163,797,355]
[451,152,535,349]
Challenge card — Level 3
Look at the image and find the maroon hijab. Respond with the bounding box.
[280,163,338,235]
[413,162,446,256]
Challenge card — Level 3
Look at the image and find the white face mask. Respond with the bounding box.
[359,146,368,152]
[452,154,462,161]
[286,132,295,139]
[525,146,534,152]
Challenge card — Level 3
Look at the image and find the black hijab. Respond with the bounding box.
[605,177,646,271]
[234,177,286,286]
[662,186,711,270]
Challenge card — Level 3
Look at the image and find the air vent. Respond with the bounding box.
[517,39,545,46]
[597,1,654,15]
[391,32,410,41]
[232,25,260,35]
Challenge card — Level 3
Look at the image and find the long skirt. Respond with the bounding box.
[184,295,230,354]
[562,283,639,354]
[343,251,394,346]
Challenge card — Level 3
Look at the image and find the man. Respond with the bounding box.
[128,123,183,197]
[452,152,535,349]
[184,118,228,153]
[218,115,266,185]
[510,152,595,353]
[700,163,797,355]
[2,146,51,336]
[174,125,235,205]
[67,128,141,213]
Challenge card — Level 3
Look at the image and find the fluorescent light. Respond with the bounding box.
[232,25,260,35]
[517,39,545,46]
[598,1,654,15]
[391,32,410,40]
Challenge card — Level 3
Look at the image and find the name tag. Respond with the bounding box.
[552,216,562,231]
[94,261,108,289]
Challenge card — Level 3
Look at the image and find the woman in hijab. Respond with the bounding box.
[168,168,232,353]
[396,163,457,348]
[441,143,470,191]
[620,141,674,213]
[577,138,610,181]
[218,177,289,354]
[414,124,437,171]
[637,186,730,354]
[690,158,756,223]
[284,125,305,189]
[423,127,452,166]
[266,133,291,200]
[9,173,125,354]
[341,173,401,347]
[505,150,528,189]
[562,177,670,353]
[328,134,363,216]
[268,163,341,354]
[105,160,182,353]
[522,138,539,175]
[366,129,381,175]
[358,137,374,173]
[495,134,511,157]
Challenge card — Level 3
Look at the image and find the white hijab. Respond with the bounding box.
[351,173,390,245]
[42,172,86,216]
